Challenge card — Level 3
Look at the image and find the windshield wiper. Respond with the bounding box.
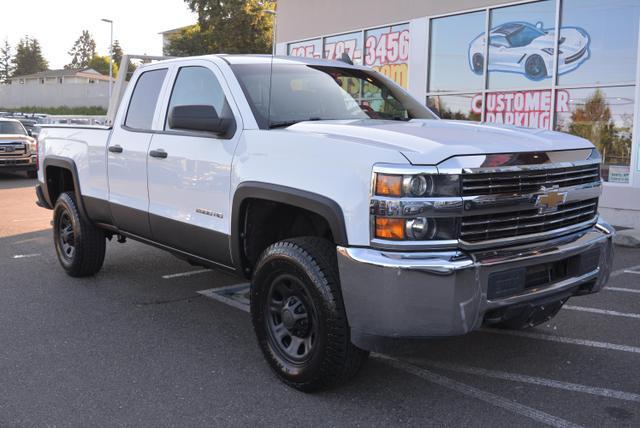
[268,117,323,129]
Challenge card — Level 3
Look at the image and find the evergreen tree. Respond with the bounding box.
[111,40,123,65]
[12,36,49,76]
[67,30,97,69]
[0,39,13,82]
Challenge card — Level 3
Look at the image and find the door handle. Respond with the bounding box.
[149,149,168,159]
[108,145,123,153]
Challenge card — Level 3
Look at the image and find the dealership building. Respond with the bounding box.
[274,0,640,228]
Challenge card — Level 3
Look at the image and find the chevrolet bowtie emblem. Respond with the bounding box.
[535,189,567,212]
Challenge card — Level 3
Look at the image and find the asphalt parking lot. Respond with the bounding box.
[1,171,639,427]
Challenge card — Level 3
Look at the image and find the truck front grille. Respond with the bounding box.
[461,163,600,196]
[0,143,26,156]
[461,198,598,243]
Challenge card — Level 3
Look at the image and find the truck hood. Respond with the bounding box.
[0,134,32,142]
[286,119,593,165]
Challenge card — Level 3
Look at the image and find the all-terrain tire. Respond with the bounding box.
[53,192,106,277]
[251,237,368,391]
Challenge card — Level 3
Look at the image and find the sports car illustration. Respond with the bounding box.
[469,21,590,80]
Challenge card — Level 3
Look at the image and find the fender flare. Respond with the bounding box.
[42,156,88,220]
[231,182,349,273]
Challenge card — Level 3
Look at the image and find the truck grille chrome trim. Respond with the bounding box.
[460,198,598,242]
[461,163,600,196]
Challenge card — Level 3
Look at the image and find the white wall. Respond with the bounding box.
[0,81,109,108]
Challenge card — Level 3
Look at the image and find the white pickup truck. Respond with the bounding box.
[36,54,614,391]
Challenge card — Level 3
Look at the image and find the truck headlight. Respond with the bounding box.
[372,170,461,244]
[375,216,458,241]
[375,173,459,197]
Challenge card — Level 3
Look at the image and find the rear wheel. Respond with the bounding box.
[251,237,368,391]
[53,192,106,277]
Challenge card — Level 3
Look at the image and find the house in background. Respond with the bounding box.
[159,25,194,55]
[0,68,113,109]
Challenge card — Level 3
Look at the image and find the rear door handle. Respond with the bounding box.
[108,145,123,153]
[149,149,168,159]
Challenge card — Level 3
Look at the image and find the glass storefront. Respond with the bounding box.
[426,0,640,184]
[286,23,410,88]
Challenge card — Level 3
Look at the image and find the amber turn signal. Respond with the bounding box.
[375,217,405,240]
[375,174,402,197]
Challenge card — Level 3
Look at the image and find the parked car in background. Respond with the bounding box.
[0,118,38,178]
[469,21,590,80]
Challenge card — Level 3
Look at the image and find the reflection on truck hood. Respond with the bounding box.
[285,119,593,165]
[0,134,32,141]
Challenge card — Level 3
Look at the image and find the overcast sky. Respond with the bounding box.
[2,0,197,69]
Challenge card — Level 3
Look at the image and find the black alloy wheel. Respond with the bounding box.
[52,192,106,277]
[251,237,368,391]
[266,273,318,364]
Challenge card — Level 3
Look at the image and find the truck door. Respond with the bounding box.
[146,61,242,266]
[107,67,168,238]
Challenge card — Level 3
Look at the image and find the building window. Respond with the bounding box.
[559,0,640,86]
[324,31,363,64]
[287,38,322,59]
[555,86,634,183]
[429,11,485,93]
[487,0,557,90]
[40,78,45,84]
[59,78,63,84]
[364,24,410,88]
[427,94,482,122]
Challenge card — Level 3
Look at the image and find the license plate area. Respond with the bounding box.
[487,247,600,300]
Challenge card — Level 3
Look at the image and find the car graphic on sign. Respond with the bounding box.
[468,21,590,80]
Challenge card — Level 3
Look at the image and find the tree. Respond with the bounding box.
[67,30,96,69]
[111,40,123,65]
[87,55,119,77]
[166,0,275,56]
[12,36,49,77]
[0,39,13,82]
[567,89,632,167]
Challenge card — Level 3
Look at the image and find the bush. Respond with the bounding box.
[0,106,107,115]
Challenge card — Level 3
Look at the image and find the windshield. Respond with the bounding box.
[506,25,544,48]
[230,63,436,129]
[0,121,27,135]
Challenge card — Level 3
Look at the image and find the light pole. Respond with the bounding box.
[263,10,276,56]
[101,18,113,100]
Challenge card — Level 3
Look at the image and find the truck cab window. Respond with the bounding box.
[165,66,232,130]
[124,68,168,130]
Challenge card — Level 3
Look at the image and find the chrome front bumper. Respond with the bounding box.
[337,217,614,351]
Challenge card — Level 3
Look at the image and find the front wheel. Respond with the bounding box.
[251,237,368,391]
[53,192,106,277]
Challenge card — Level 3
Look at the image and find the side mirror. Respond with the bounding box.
[27,129,33,137]
[168,105,232,135]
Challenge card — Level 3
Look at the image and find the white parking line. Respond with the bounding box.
[611,264,640,278]
[564,305,640,319]
[421,360,640,403]
[162,269,210,279]
[482,328,640,354]
[12,253,41,259]
[607,287,640,294]
[623,270,640,275]
[375,354,581,428]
